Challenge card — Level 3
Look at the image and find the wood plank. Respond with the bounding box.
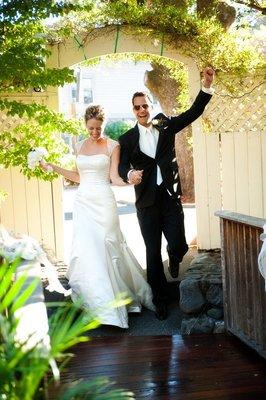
[39,180,55,253]
[247,132,263,217]
[0,167,14,230]
[234,133,249,214]
[51,179,64,259]
[49,334,266,400]
[220,133,236,211]
[11,167,28,235]
[244,225,255,339]
[261,131,266,218]
[220,220,230,329]
[193,121,211,249]
[217,212,266,358]
[25,176,42,241]
[214,211,266,228]
[205,134,221,248]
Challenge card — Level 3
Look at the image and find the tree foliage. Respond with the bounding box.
[230,1,266,14]
[50,0,265,88]
[0,1,90,179]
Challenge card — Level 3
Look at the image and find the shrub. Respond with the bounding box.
[104,120,135,141]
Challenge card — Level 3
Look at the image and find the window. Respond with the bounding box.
[83,74,93,104]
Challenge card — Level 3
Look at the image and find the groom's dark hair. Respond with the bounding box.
[132,91,152,105]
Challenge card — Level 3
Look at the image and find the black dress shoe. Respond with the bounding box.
[168,262,179,279]
[155,303,168,320]
[167,245,180,278]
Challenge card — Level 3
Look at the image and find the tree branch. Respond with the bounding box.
[217,81,266,98]
[231,1,266,14]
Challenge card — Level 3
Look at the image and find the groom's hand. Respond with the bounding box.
[128,169,143,185]
[202,67,215,88]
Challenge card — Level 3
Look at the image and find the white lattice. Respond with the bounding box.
[204,81,266,134]
[0,112,22,131]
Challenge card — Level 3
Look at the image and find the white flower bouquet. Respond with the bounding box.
[27,147,53,171]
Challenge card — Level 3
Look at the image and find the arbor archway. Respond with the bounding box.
[47,26,218,250]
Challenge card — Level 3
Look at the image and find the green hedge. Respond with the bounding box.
[104,120,135,141]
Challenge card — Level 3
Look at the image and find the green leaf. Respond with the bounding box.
[4,278,39,313]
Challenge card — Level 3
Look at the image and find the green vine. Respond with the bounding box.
[49,0,265,92]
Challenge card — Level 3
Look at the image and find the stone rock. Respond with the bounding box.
[190,255,212,266]
[179,279,206,313]
[206,284,223,307]
[181,315,215,334]
[213,321,225,334]
[206,307,223,320]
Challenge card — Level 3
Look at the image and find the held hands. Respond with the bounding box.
[128,169,143,185]
[202,67,215,88]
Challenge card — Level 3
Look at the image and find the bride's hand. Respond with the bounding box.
[39,160,53,172]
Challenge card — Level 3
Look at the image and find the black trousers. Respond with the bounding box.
[137,184,188,306]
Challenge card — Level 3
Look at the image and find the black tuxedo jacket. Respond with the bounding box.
[118,90,212,209]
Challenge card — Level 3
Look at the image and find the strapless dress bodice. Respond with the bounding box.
[77,154,110,188]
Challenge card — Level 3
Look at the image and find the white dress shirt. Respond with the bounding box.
[201,86,215,95]
[138,122,163,185]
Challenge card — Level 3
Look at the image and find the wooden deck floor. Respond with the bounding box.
[50,333,266,400]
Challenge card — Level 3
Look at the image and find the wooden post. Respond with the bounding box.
[215,211,266,359]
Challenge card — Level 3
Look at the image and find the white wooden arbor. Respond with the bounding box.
[1,26,265,257]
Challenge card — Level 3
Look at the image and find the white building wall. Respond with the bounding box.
[59,61,161,120]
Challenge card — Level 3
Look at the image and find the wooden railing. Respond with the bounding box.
[215,211,266,359]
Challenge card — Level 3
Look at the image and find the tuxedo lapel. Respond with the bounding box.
[130,124,140,153]
[155,127,165,157]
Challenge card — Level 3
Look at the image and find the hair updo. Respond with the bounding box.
[84,105,105,124]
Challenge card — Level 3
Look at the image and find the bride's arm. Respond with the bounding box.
[110,146,127,186]
[40,160,80,183]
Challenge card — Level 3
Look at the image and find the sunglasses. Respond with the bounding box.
[133,104,149,111]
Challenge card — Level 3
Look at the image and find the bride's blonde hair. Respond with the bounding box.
[84,105,105,124]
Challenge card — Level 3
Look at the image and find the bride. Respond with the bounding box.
[40,104,154,328]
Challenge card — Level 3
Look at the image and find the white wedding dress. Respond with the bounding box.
[66,138,154,328]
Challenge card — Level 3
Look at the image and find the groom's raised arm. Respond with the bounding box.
[168,90,212,133]
[168,67,215,134]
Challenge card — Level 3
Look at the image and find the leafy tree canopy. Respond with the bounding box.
[49,1,265,87]
[0,1,91,179]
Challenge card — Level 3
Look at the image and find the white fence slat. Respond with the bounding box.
[25,177,42,241]
[206,134,222,248]
[234,133,250,215]
[193,121,211,249]
[11,167,28,235]
[52,180,64,259]
[39,180,56,254]
[0,168,15,229]
[248,132,263,218]
[221,133,236,211]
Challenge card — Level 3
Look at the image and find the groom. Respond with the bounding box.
[118,67,215,320]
